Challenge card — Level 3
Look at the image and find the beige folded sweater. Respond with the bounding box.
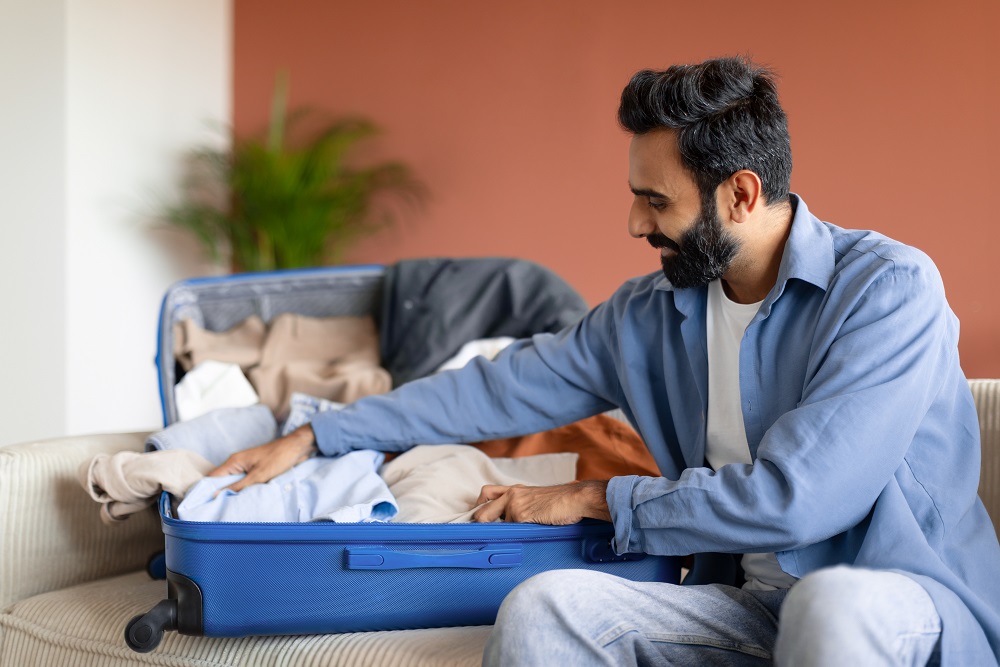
[174,313,392,418]
[78,449,215,525]
[380,445,579,523]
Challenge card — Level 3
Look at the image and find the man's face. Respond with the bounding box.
[627,129,740,288]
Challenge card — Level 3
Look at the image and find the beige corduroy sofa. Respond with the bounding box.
[2,380,999,667]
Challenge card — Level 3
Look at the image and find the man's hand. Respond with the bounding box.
[471,480,611,524]
[208,424,318,493]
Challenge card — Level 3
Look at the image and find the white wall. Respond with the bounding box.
[0,0,231,446]
[0,0,69,444]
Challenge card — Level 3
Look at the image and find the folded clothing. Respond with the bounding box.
[380,445,578,523]
[174,313,392,419]
[250,313,392,418]
[78,449,215,524]
[145,404,277,467]
[379,257,589,387]
[175,360,260,422]
[174,315,267,372]
[178,450,396,523]
[281,392,345,436]
[470,413,660,480]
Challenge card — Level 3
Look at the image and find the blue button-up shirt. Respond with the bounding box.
[312,195,1000,665]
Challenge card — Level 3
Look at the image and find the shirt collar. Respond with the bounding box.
[775,194,835,292]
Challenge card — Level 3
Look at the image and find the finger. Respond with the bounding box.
[216,479,246,497]
[471,501,497,523]
[213,478,244,498]
[226,479,249,493]
[476,485,509,505]
[225,468,266,493]
[207,459,245,477]
[472,494,509,523]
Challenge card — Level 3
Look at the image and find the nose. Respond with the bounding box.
[628,197,654,239]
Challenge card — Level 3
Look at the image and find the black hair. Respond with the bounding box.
[618,56,792,205]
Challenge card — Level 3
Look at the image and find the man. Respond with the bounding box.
[211,57,1000,666]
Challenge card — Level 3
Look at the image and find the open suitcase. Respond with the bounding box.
[125,262,680,653]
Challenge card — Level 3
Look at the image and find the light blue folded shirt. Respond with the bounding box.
[146,404,277,467]
[177,450,397,523]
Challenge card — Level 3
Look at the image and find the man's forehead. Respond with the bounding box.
[628,129,687,192]
[629,128,679,155]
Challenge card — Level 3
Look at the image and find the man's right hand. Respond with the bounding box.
[207,424,319,493]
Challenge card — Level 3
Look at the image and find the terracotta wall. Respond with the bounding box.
[234,0,999,377]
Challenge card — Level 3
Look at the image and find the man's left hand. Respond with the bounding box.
[471,480,611,524]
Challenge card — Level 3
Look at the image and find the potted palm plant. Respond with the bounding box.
[167,76,425,272]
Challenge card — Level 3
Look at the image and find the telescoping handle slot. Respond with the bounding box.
[346,544,523,570]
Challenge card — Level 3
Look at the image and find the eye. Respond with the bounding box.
[648,199,666,211]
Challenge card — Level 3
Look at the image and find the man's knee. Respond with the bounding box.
[486,570,608,667]
[495,569,598,628]
[781,566,862,626]
[776,566,941,667]
[781,566,931,631]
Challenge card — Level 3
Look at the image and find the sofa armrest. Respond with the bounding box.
[970,379,1000,538]
[0,432,164,609]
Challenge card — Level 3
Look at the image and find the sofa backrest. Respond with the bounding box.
[970,379,1000,537]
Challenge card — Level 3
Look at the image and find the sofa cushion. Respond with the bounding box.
[0,570,490,667]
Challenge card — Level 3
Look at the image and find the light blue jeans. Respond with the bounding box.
[483,565,941,666]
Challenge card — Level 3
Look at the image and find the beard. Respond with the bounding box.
[646,196,740,289]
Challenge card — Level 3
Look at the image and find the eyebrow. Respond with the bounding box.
[629,184,671,202]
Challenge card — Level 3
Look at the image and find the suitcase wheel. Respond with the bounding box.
[146,550,167,580]
[124,599,177,653]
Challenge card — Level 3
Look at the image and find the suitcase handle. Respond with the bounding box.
[345,544,523,569]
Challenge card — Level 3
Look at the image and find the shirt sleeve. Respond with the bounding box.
[609,253,961,558]
[310,301,621,457]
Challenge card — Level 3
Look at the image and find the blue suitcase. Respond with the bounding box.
[125,263,680,653]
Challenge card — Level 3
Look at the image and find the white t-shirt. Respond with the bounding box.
[706,279,798,591]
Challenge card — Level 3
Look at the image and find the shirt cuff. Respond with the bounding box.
[309,410,347,457]
[608,475,642,555]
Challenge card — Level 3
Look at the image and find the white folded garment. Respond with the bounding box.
[380,444,578,523]
[175,360,260,422]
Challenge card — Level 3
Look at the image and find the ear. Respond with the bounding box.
[721,170,764,224]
